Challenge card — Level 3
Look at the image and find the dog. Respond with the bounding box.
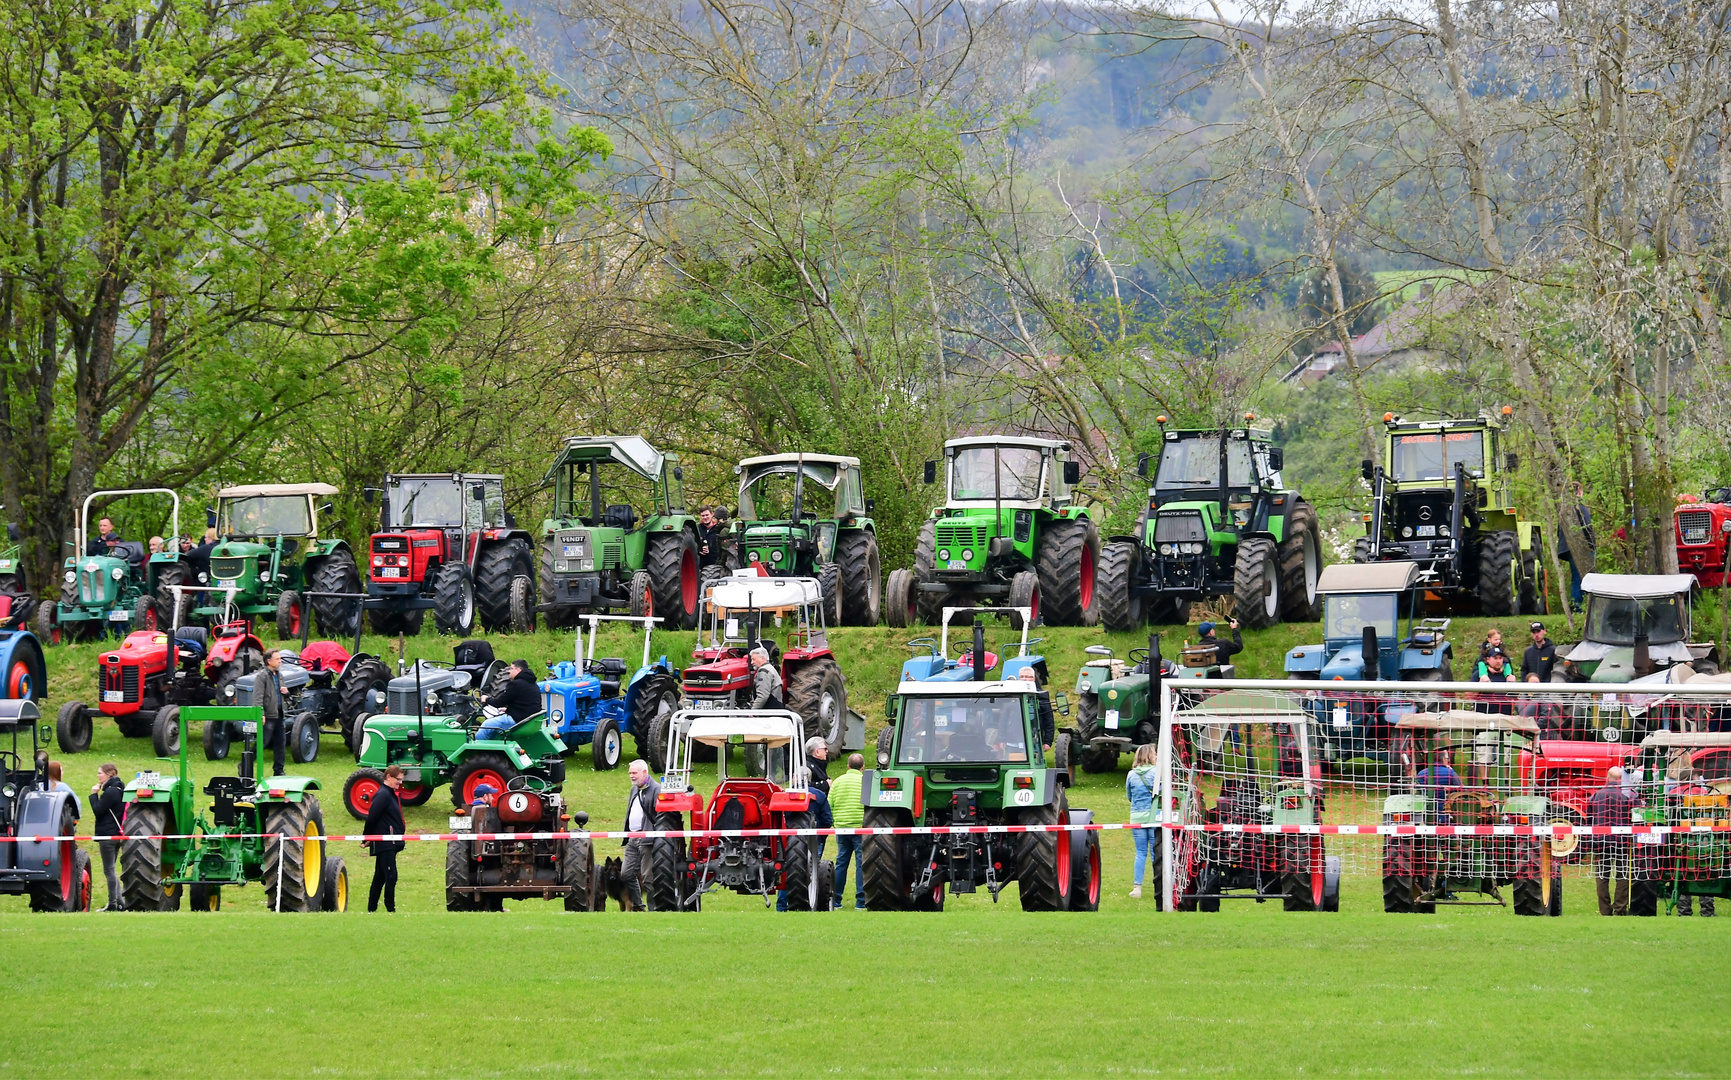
[599,856,640,912]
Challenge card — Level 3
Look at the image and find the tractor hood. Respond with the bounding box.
[224,664,312,706]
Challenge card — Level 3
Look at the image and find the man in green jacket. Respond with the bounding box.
[829,753,866,910]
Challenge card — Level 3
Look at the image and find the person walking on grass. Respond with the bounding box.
[1127,744,1159,899]
[829,753,866,910]
[363,764,406,912]
[622,759,660,911]
[90,763,125,911]
[1590,766,1637,916]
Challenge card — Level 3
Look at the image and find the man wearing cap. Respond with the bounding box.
[1196,618,1242,666]
[477,658,542,738]
[1522,623,1558,682]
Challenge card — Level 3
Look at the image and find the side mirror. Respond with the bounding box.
[1267,448,1284,471]
[362,488,377,505]
[1363,624,1380,682]
[884,694,899,719]
[1063,460,1081,485]
[1084,645,1113,656]
[318,502,334,515]
[1137,452,1150,478]
[1360,459,1374,482]
[864,498,875,513]
[1505,453,1518,472]
[470,484,485,501]
[923,461,937,485]
[505,512,517,528]
[673,466,684,481]
[574,811,590,827]
[1054,692,1070,717]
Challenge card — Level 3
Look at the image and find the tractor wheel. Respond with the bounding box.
[56,701,91,754]
[153,560,194,628]
[912,521,943,625]
[836,529,882,626]
[309,548,363,638]
[787,658,847,757]
[627,570,653,619]
[1476,529,1518,617]
[263,795,325,913]
[539,538,579,630]
[1382,875,1431,914]
[561,836,596,912]
[1075,696,1118,774]
[368,607,422,636]
[1519,545,1548,616]
[344,768,387,820]
[1511,877,1546,916]
[152,705,181,759]
[115,712,153,740]
[1630,880,1659,917]
[1007,571,1040,630]
[400,782,432,807]
[1195,864,1222,912]
[1035,519,1100,627]
[1352,536,1372,563]
[290,711,320,764]
[64,847,93,912]
[699,562,728,596]
[1283,873,1317,912]
[1278,501,1323,622]
[202,713,232,761]
[321,856,348,912]
[1016,790,1072,911]
[213,645,265,710]
[883,568,915,629]
[433,562,477,636]
[780,810,819,911]
[121,804,181,912]
[592,716,623,771]
[646,530,701,631]
[860,806,910,911]
[133,594,161,632]
[275,589,305,641]
[1547,874,1563,917]
[647,811,688,912]
[189,883,221,912]
[1067,822,1102,912]
[32,597,59,646]
[451,752,519,808]
[28,805,81,911]
[1233,536,1281,629]
[337,656,390,731]
[508,574,535,634]
[818,563,843,628]
[1096,541,1143,632]
[631,675,680,773]
[874,725,893,767]
[475,539,533,633]
[446,840,480,912]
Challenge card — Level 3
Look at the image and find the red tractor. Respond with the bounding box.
[1675,488,1731,588]
[362,473,538,636]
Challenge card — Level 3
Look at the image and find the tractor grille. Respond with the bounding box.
[387,687,425,715]
[600,541,624,567]
[1680,510,1714,545]
[210,556,246,580]
[935,522,989,550]
[79,567,113,605]
[104,663,141,704]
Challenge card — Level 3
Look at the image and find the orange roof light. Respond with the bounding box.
[1244,411,1256,421]
[1501,405,1512,416]
[1383,412,1395,423]
[1156,415,1168,425]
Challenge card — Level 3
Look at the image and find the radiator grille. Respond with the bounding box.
[1679,510,1714,545]
[600,541,624,567]
[210,556,246,580]
[934,522,989,550]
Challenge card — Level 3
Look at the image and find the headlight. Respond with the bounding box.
[1188,542,1205,554]
[223,684,236,699]
[770,550,782,563]
[937,548,950,561]
[551,711,565,725]
[371,689,387,707]
[197,572,208,583]
[554,559,569,572]
[748,551,760,563]
[64,570,76,584]
[260,571,272,582]
[877,747,890,767]
[111,566,126,580]
[1,782,14,798]
[1402,526,1413,538]
[1159,543,1174,555]
[961,549,974,561]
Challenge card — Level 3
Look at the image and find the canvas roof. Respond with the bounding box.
[707,572,824,611]
[1396,709,1539,733]
[737,453,859,475]
[1316,561,1421,594]
[216,483,339,499]
[896,679,1038,697]
[0,699,40,727]
[681,710,804,747]
[1640,730,1731,749]
[1581,573,1697,599]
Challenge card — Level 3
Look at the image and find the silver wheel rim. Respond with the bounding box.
[1263,551,1279,619]
[461,576,474,626]
[1304,532,1319,605]
[820,690,839,742]
[607,730,620,763]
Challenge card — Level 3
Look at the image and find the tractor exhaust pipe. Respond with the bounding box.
[1149,632,1163,700]
[974,622,987,682]
[1362,625,1380,681]
[1634,629,1652,677]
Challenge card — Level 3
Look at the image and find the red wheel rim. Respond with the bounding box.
[1028,586,1040,627]
[398,783,427,801]
[78,863,91,911]
[289,602,302,635]
[1078,542,1095,611]
[59,841,72,900]
[680,549,698,614]
[1056,827,1072,899]
[141,605,158,630]
[7,660,31,698]
[462,769,508,805]
[349,777,381,816]
[1087,841,1101,906]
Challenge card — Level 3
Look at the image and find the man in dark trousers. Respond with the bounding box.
[89,763,126,911]
[1589,766,1638,915]
[622,759,661,910]
[478,659,542,738]
[363,764,406,912]
[259,649,288,776]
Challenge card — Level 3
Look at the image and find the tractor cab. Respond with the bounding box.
[47,488,185,642]
[1286,562,1453,682]
[734,454,867,575]
[1136,426,1284,570]
[198,482,360,638]
[361,473,527,637]
[0,699,89,911]
[1558,574,1716,683]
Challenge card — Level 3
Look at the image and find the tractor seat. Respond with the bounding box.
[113,540,146,566]
[758,640,782,668]
[452,639,496,669]
[958,650,1000,675]
[603,504,637,531]
[712,796,759,832]
[205,775,255,798]
[1444,789,1499,826]
[589,657,628,699]
[298,640,352,673]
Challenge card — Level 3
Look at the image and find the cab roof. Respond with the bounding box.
[736,453,859,472]
[1384,415,1506,433]
[217,483,339,499]
[1581,573,1696,599]
[542,436,664,482]
[707,571,824,611]
[1316,561,1421,594]
[1164,427,1274,441]
[895,679,1040,696]
[1397,709,1538,733]
[1640,730,1731,748]
[944,435,1070,453]
[681,709,804,747]
[386,473,504,482]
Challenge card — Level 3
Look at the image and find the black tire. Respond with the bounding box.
[368,607,424,636]
[1233,536,1281,629]
[154,560,194,628]
[309,548,363,637]
[1382,874,1431,914]
[212,645,265,710]
[32,597,59,646]
[29,806,82,911]
[1016,791,1070,911]
[121,804,181,912]
[321,857,348,912]
[911,521,943,625]
[1076,695,1118,774]
[631,675,680,773]
[646,530,701,631]
[1096,541,1142,631]
[1547,874,1562,916]
[647,811,687,911]
[58,847,92,912]
[1476,529,1518,617]
[401,782,433,807]
[275,589,304,641]
[836,529,882,626]
[337,656,390,731]
[187,882,220,911]
[884,568,915,629]
[539,538,579,630]
[115,712,154,739]
[1512,877,1545,916]
[1284,872,1317,912]
[56,701,92,754]
[133,594,161,632]
[627,570,653,619]
[1279,501,1323,622]
[1195,864,1222,912]
[508,574,535,634]
[780,811,818,911]
[475,539,532,633]
[818,563,843,629]
[786,659,846,757]
[433,562,476,636]
[446,840,479,911]
[1352,536,1372,563]
[290,711,320,764]
[152,705,181,759]
[1068,827,1101,913]
[1630,880,1659,917]
[1035,519,1100,628]
[592,716,623,770]
[562,836,595,912]
[263,795,325,913]
[1007,570,1040,630]
[202,714,231,761]
[1519,542,1549,616]
[860,806,909,911]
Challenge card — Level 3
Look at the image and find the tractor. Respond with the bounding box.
[860,663,1101,911]
[730,453,882,626]
[362,472,537,636]
[678,569,849,761]
[1675,488,1731,588]
[446,775,598,912]
[206,640,390,764]
[539,614,682,772]
[537,436,703,631]
[1553,573,1718,683]
[194,483,363,639]
[343,657,568,818]
[37,488,192,643]
[119,703,344,912]
[1355,412,1547,616]
[645,708,833,912]
[1625,729,1731,915]
[0,519,23,593]
[1099,420,1321,631]
[884,436,1097,628]
[0,700,92,911]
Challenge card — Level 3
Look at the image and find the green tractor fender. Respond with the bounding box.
[1516,520,1542,554]
[1382,793,1428,819]
[254,776,320,802]
[861,768,919,812]
[303,537,350,563]
[1000,768,1057,810]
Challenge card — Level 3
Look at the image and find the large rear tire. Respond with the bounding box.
[1036,520,1100,627]
[263,795,325,913]
[911,521,943,625]
[646,530,701,631]
[1511,877,1546,916]
[1233,536,1281,630]
[647,811,688,911]
[1016,791,1071,911]
[1007,570,1041,630]
[153,560,194,628]
[1278,502,1323,622]
[336,656,390,736]
[1076,695,1118,774]
[476,539,535,633]
[631,675,680,773]
[433,562,477,636]
[860,806,910,911]
[1096,541,1143,631]
[884,568,916,628]
[836,529,882,626]
[786,658,846,757]
[1476,529,1518,617]
[120,804,182,912]
[309,549,363,638]
[562,836,596,912]
[446,840,479,911]
[780,811,819,911]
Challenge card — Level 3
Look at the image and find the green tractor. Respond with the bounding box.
[118,704,343,912]
[36,488,192,643]
[1071,634,1232,774]
[196,483,363,639]
[0,519,23,593]
[537,436,704,631]
[1355,412,1546,616]
[1099,421,1321,631]
[884,436,1098,628]
[731,453,882,626]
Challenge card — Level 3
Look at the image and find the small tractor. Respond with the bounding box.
[119,703,344,912]
[645,708,833,911]
[731,453,882,626]
[1380,709,1560,915]
[1626,729,1731,916]
[884,436,1097,628]
[860,660,1100,911]
[538,614,682,772]
[208,639,390,764]
[1355,412,1547,616]
[0,700,92,911]
[1099,420,1321,630]
[343,656,568,818]
[0,520,24,593]
[537,436,704,631]
[1675,487,1731,587]
[679,569,849,761]
[196,483,363,639]
[1554,573,1719,682]
[37,488,192,643]
[446,775,598,912]
[361,472,537,636]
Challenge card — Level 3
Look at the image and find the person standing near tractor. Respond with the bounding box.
[1126,744,1159,900]
[90,763,125,911]
[749,647,784,710]
[778,736,835,912]
[1590,766,1638,916]
[1523,623,1558,682]
[1558,485,1595,610]
[260,649,288,776]
[363,765,406,913]
[697,506,727,570]
[1196,620,1242,665]
[829,753,866,910]
[623,759,661,911]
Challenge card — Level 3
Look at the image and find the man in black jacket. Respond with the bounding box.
[1196,619,1243,666]
[89,763,126,911]
[478,659,542,738]
[259,649,288,776]
[363,765,406,912]
[622,759,661,910]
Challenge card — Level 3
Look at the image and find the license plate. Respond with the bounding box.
[947,559,967,570]
[694,698,720,710]
[241,722,257,736]
[563,544,581,557]
[378,567,401,578]
[878,790,904,803]
[1105,709,1121,730]
[1636,833,1662,846]
[1332,706,1350,730]
[404,770,421,782]
[449,816,473,831]
[109,609,129,621]
[102,691,124,703]
[1417,525,1437,537]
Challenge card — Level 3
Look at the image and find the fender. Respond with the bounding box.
[333,650,381,685]
[0,630,46,700]
[657,790,703,814]
[205,627,264,667]
[1284,645,1325,676]
[1517,520,1541,554]
[304,537,349,560]
[256,776,321,800]
[768,790,811,813]
[1106,533,1141,547]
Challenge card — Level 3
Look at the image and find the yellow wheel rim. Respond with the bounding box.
[333,865,348,912]
[303,819,323,902]
[1548,818,1579,859]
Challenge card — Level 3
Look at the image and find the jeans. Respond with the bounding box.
[833,833,864,908]
[98,839,123,909]
[368,848,397,912]
[477,717,515,740]
[622,839,648,909]
[1132,826,1157,886]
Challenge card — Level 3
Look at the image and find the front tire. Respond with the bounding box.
[1035,519,1100,627]
[1096,541,1142,631]
[152,705,182,759]
[275,589,304,641]
[647,811,688,911]
[433,562,477,636]
[1233,536,1281,629]
[592,716,623,770]
[1476,529,1518,617]
[884,568,915,629]
[290,711,320,764]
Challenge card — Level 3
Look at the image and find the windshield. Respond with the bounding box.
[950,448,1043,502]
[1584,594,1684,646]
[1390,431,1485,482]
[1155,438,1253,489]
[219,496,312,537]
[738,464,838,521]
[388,478,463,528]
[1324,593,1398,641]
[897,696,1030,763]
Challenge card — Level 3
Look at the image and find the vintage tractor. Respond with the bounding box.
[1553,573,1718,683]
[205,640,390,764]
[362,472,538,636]
[446,775,598,912]
[884,436,1097,628]
[539,614,682,772]
[537,436,703,631]
[0,700,92,911]
[1625,730,1731,915]
[645,708,833,912]
[36,488,191,643]
[343,658,568,818]
[0,520,23,593]
[119,703,343,912]
[1355,412,1547,616]
[860,665,1100,912]
[1100,420,1321,630]
[731,453,882,626]
[677,570,849,761]
[1675,488,1731,588]
[888,606,1058,767]
[193,483,362,639]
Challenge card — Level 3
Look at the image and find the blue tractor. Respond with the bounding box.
[540,614,683,773]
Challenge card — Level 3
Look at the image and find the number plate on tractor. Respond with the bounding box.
[102,691,124,703]
[109,610,129,621]
[562,544,581,557]
[1105,709,1120,729]
[695,698,720,710]
[378,567,401,578]
[449,816,473,831]
[947,559,967,570]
